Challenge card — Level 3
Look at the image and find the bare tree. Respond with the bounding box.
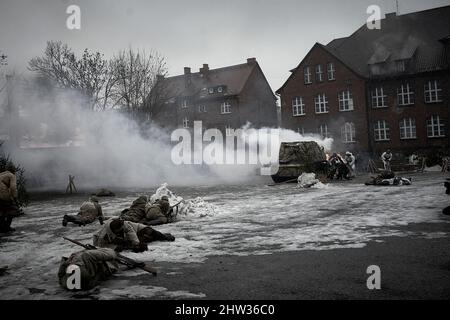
[28,41,110,110]
[110,48,168,118]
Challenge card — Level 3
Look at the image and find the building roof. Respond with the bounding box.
[277,5,450,94]
[324,5,450,77]
[158,59,260,100]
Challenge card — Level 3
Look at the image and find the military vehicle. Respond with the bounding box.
[271,141,327,183]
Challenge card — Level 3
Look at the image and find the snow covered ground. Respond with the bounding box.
[0,172,449,299]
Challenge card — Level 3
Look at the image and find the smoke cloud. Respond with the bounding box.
[2,77,333,190]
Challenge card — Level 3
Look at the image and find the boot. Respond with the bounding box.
[164,233,175,242]
[62,215,68,227]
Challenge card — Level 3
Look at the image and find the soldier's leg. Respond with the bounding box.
[138,227,175,243]
[62,214,85,226]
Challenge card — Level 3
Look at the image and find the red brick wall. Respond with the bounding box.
[368,71,450,156]
[279,45,369,154]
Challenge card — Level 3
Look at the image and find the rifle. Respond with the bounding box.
[63,237,157,276]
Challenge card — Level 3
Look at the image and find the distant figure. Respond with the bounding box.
[381,149,393,171]
[66,175,77,194]
[62,196,104,227]
[327,153,341,180]
[344,151,356,178]
[58,248,119,290]
[0,165,21,233]
[93,219,174,253]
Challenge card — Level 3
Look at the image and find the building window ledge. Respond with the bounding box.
[425,100,443,104]
[315,111,329,114]
[293,114,306,117]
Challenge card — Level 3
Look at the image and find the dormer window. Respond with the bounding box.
[396,60,406,72]
[218,87,223,93]
[208,88,214,94]
[181,99,188,108]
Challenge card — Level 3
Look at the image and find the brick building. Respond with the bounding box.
[153,58,277,135]
[277,6,450,157]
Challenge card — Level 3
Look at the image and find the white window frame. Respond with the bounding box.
[292,97,305,116]
[182,117,189,128]
[221,101,231,114]
[399,118,416,140]
[181,99,188,108]
[318,124,330,138]
[304,66,312,84]
[217,86,223,93]
[371,87,387,108]
[208,87,214,94]
[338,90,354,111]
[314,94,329,114]
[198,105,206,113]
[341,122,356,143]
[315,64,323,82]
[427,115,446,138]
[374,120,390,141]
[225,125,234,136]
[397,83,414,106]
[424,80,443,103]
[327,62,335,81]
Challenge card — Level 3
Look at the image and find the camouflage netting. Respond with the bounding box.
[273,141,327,182]
[0,145,29,207]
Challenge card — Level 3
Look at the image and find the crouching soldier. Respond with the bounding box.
[119,196,148,223]
[144,196,171,225]
[62,196,104,227]
[93,219,174,253]
[0,165,21,233]
[58,247,118,290]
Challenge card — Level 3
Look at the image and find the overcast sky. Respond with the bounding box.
[0,0,449,91]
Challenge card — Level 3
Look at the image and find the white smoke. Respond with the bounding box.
[3,79,333,190]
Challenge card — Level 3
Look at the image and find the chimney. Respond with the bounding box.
[184,67,191,87]
[199,63,209,74]
[247,57,257,65]
[385,12,396,19]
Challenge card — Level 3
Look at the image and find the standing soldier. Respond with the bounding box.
[381,149,393,171]
[345,151,356,178]
[0,165,20,233]
[62,196,104,227]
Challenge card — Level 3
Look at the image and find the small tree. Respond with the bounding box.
[110,48,168,119]
[28,41,110,110]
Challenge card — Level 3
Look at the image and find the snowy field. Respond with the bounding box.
[0,172,449,299]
